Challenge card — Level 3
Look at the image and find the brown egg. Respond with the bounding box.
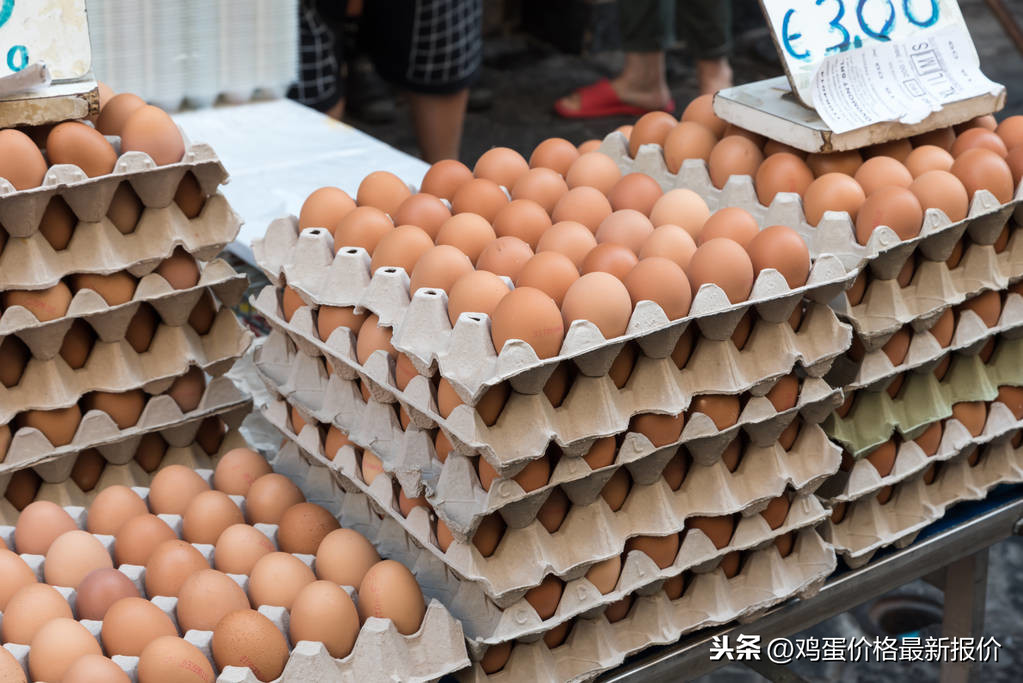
[664,121,718,171]
[357,171,411,215]
[759,495,791,530]
[409,245,474,296]
[81,388,145,429]
[747,225,811,288]
[0,129,47,189]
[853,157,914,198]
[16,403,83,446]
[473,513,507,556]
[624,257,692,319]
[142,539,209,599]
[121,105,185,165]
[209,526,273,578]
[314,306,365,344]
[149,465,210,515]
[69,449,104,492]
[47,122,118,177]
[909,170,969,223]
[698,206,759,247]
[596,209,655,255]
[194,415,227,455]
[864,138,913,161]
[682,94,726,136]
[14,500,78,555]
[356,559,428,635]
[369,225,434,275]
[687,238,754,303]
[597,468,630,512]
[863,439,897,477]
[951,148,1015,204]
[114,513,177,566]
[57,321,100,374]
[361,450,384,484]
[766,374,800,411]
[551,186,613,232]
[211,609,289,682]
[806,150,862,177]
[72,271,138,306]
[180,490,243,545]
[624,533,680,568]
[562,272,633,338]
[530,137,580,175]
[46,529,114,587]
[607,172,663,215]
[961,289,1002,327]
[37,196,76,250]
[212,449,270,497]
[882,327,911,366]
[4,282,72,322]
[86,485,147,535]
[490,285,565,357]
[631,412,685,447]
[245,473,305,524]
[248,551,316,608]
[478,452,549,492]
[492,199,552,248]
[628,111,677,157]
[723,436,745,469]
[434,430,453,462]
[102,596,179,656]
[510,167,569,213]
[0,422,11,466]
[855,187,923,244]
[638,224,698,270]
[905,145,955,177]
[543,362,573,406]
[437,377,508,425]
[565,152,622,195]
[927,309,954,349]
[392,193,451,239]
[520,574,564,623]
[475,147,530,188]
[755,152,814,205]
[532,488,569,535]
[334,205,394,254]
[76,567,140,620]
[29,617,103,683]
[953,128,1008,158]
[176,569,250,632]
[277,502,341,554]
[688,515,736,549]
[952,401,987,436]
[64,654,131,683]
[420,159,474,199]
[316,528,380,588]
[451,177,509,222]
[513,252,580,308]
[155,247,201,290]
[724,124,765,147]
[447,270,510,327]
[912,126,956,150]
[649,192,710,243]
[96,93,145,134]
[479,642,514,674]
[298,187,356,233]
[0,548,36,612]
[356,314,394,365]
[107,183,144,234]
[289,580,360,658]
[580,243,637,280]
[138,636,214,683]
[434,213,496,264]
[997,115,1023,148]
[708,136,764,189]
[397,490,428,517]
[689,394,741,429]
[0,649,25,683]
[183,294,215,338]
[2,583,73,644]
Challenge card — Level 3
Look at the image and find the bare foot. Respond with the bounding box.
[698,58,733,95]
[557,77,672,114]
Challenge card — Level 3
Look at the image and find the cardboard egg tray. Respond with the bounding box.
[0,258,248,360]
[600,132,1023,279]
[830,291,1023,393]
[253,290,845,471]
[823,436,1023,568]
[0,308,252,422]
[0,470,470,683]
[0,374,251,475]
[254,328,842,540]
[826,337,1023,456]
[830,230,1023,348]
[253,217,854,403]
[0,139,228,239]
[266,402,839,602]
[271,441,835,680]
[0,192,241,291]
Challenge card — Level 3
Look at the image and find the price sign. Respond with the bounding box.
[759,0,969,106]
[0,0,91,80]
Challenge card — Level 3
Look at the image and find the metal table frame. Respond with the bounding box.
[600,493,1023,683]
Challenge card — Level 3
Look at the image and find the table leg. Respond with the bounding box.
[939,549,989,683]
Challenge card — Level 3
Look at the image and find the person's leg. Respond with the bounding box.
[677,0,734,94]
[405,90,469,163]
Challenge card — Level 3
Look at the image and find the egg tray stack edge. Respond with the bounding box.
[599,131,1023,279]
[271,438,837,683]
[0,465,470,683]
[253,216,855,404]
[254,325,842,541]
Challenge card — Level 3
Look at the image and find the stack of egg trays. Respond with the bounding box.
[818,333,1023,565]
[0,432,470,683]
[0,137,252,474]
[253,219,853,537]
[269,433,836,682]
[598,131,1023,277]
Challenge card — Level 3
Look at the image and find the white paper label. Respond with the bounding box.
[0,0,91,80]
[809,23,1001,133]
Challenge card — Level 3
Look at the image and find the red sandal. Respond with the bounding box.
[554,78,676,119]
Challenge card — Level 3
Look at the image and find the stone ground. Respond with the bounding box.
[331,2,1023,680]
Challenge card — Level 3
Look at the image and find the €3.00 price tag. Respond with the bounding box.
[0,0,91,80]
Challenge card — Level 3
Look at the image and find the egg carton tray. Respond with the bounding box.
[458,528,835,683]
[826,337,1023,456]
[253,217,854,404]
[0,375,251,476]
[0,307,252,422]
[0,258,249,360]
[255,330,842,540]
[0,136,228,239]
[0,473,470,683]
[830,229,1023,348]
[601,132,1023,279]
[273,440,831,644]
[831,290,1023,393]
[254,291,845,476]
[0,192,241,291]
[822,436,1023,568]
[267,403,839,603]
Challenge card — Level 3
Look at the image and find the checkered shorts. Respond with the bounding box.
[288,0,343,112]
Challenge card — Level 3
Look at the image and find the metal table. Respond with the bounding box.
[600,485,1023,683]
